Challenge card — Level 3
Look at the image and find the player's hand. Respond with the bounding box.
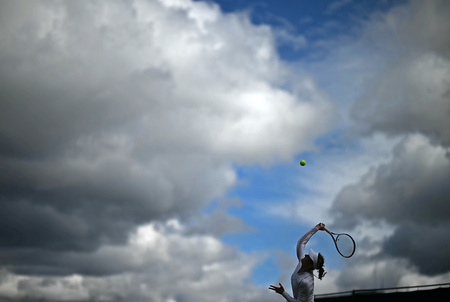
[269,283,285,294]
[316,223,326,230]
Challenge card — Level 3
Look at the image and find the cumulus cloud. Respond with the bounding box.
[333,135,450,227]
[332,134,450,277]
[0,0,334,300]
[332,251,450,291]
[329,0,450,288]
[0,221,273,302]
[352,0,450,146]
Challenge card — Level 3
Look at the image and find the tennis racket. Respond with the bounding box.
[323,226,356,258]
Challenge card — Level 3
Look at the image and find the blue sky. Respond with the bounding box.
[0,0,449,301]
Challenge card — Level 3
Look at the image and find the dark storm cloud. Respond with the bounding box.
[0,0,224,275]
[0,49,171,160]
[351,0,450,147]
[332,136,450,225]
[0,148,211,256]
[384,223,450,275]
[397,0,450,60]
[0,151,236,275]
[329,0,450,278]
[331,135,450,275]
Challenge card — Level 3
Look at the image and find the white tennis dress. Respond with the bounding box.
[281,227,318,302]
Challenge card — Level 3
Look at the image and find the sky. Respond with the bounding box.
[0,0,449,301]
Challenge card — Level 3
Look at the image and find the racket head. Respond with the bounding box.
[335,233,356,258]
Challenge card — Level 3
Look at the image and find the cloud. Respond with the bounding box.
[0,221,274,302]
[352,52,450,146]
[183,207,255,237]
[332,252,450,291]
[0,0,333,300]
[1,0,333,162]
[325,0,353,15]
[273,27,307,51]
[383,223,450,275]
[351,0,450,146]
[332,134,450,275]
[333,135,450,226]
[328,0,450,287]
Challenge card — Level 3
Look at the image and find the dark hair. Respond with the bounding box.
[317,253,325,280]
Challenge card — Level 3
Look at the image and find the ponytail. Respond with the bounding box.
[317,253,326,280]
[318,267,326,280]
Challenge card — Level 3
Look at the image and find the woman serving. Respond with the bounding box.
[269,223,326,302]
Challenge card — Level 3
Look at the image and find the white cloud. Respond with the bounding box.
[325,0,353,15]
[0,0,335,300]
[0,221,273,302]
[1,0,333,163]
[0,0,333,236]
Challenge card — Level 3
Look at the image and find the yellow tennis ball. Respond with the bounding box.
[300,160,306,166]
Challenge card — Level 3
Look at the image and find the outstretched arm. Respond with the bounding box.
[269,284,296,302]
[296,223,325,261]
[269,283,310,302]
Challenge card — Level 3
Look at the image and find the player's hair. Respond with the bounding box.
[317,253,326,280]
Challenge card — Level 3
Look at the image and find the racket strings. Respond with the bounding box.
[336,234,355,257]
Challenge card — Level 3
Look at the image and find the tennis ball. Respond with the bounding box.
[300,160,306,166]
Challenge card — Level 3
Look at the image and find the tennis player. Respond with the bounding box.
[269,223,326,302]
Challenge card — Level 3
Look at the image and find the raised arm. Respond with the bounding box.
[296,223,325,261]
